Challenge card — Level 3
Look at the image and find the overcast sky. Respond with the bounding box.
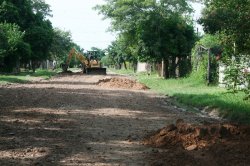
[45,0,203,51]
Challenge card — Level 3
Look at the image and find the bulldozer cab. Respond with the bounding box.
[87,50,102,68]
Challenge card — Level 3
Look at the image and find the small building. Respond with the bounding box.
[137,62,151,73]
[219,62,250,89]
[40,60,56,69]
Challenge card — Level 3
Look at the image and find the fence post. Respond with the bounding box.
[207,49,211,85]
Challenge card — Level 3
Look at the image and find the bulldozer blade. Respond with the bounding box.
[86,68,106,75]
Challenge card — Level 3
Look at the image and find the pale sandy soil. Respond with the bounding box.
[1,73,246,166]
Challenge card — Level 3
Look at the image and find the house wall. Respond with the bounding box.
[137,62,147,72]
[137,62,152,73]
[219,63,250,89]
[218,63,226,88]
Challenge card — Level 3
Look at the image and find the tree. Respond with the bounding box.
[199,0,250,55]
[95,0,196,78]
[49,28,73,65]
[192,34,222,83]
[199,0,250,99]
[89,47,105,61]
[136,13,196,77]
[31,0,52,17]
[101,54,114,67]
[0,0,54,72]
[0,22,29,72]
[105,41,123,69]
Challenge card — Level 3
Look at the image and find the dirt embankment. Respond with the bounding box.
[97,77,149,90]
[144,119,250,165]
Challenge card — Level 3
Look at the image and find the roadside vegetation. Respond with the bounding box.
[110,68,250,123]
[139,74,250,123]
[0,69,57,84]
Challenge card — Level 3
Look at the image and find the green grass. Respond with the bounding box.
[0,69,57,84]
[0,75,30,84]
[137,74,250,123]
[108,68,136,75]
[111,68,250,123]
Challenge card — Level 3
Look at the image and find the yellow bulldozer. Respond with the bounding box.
[62,48,106,75]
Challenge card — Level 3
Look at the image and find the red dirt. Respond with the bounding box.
[143,119,250,166]
[97,77,149,90]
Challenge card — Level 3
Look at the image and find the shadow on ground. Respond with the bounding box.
[0,76,245,165]
[0,82,180,165]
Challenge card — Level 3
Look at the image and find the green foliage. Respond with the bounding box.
[89,47,105,61]
[108,68,135,75]
[244,74,250,100]
[30,69,56,79]
[105,40,127,69]
[0,75,30,84]
[25,22,53,61]
[136,73,250,123]
[0,0,54,72]
[101,55,114,67]
[224,59,243,92]
[31,0,52,18]
[197,34,220,48]
[49,28,73,64]
[199,0,250,55]
[198,0,250,97]
[0,69,56,84]
[0,22,30,72]
[0,22,24,56]
[95,0,196,78]
[192,34,221,84]
[223,56,250,100]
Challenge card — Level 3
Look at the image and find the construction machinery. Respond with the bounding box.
[62,48,106,75]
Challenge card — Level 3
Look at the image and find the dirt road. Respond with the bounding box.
[0,73,249,165]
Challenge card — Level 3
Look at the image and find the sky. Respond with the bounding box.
[191,2,205,34]
[45,0,204,51]
[45,0,116,51]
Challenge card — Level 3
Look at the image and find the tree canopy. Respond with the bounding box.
[199,0,250,55]
[0,0,53,72]
[95,0,196,78]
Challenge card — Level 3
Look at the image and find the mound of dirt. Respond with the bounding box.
[97,77,149,90]
[143,120,250,165]
[143,119,250,150]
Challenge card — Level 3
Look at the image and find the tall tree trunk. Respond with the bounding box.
[14,59,20,74]
[123,61,127,70]
[165,58,170,79]
[162,58,170,79]
[162,58,166,78]
[175,57,180,78]
[31,60,39,73]
[170,56,177,78]
[118,63,122,70]
[157,62,162,77]
[133,61,137,73]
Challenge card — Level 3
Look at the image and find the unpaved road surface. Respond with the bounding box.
[0,73,249,165]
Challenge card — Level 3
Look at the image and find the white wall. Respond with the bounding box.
[219,63,250,89]
[218,63,226,88]
[137,62,147,72]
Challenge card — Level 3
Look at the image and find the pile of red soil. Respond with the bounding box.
[143,119,250,150]
[97,77,149,90]
[143,120,250,165]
